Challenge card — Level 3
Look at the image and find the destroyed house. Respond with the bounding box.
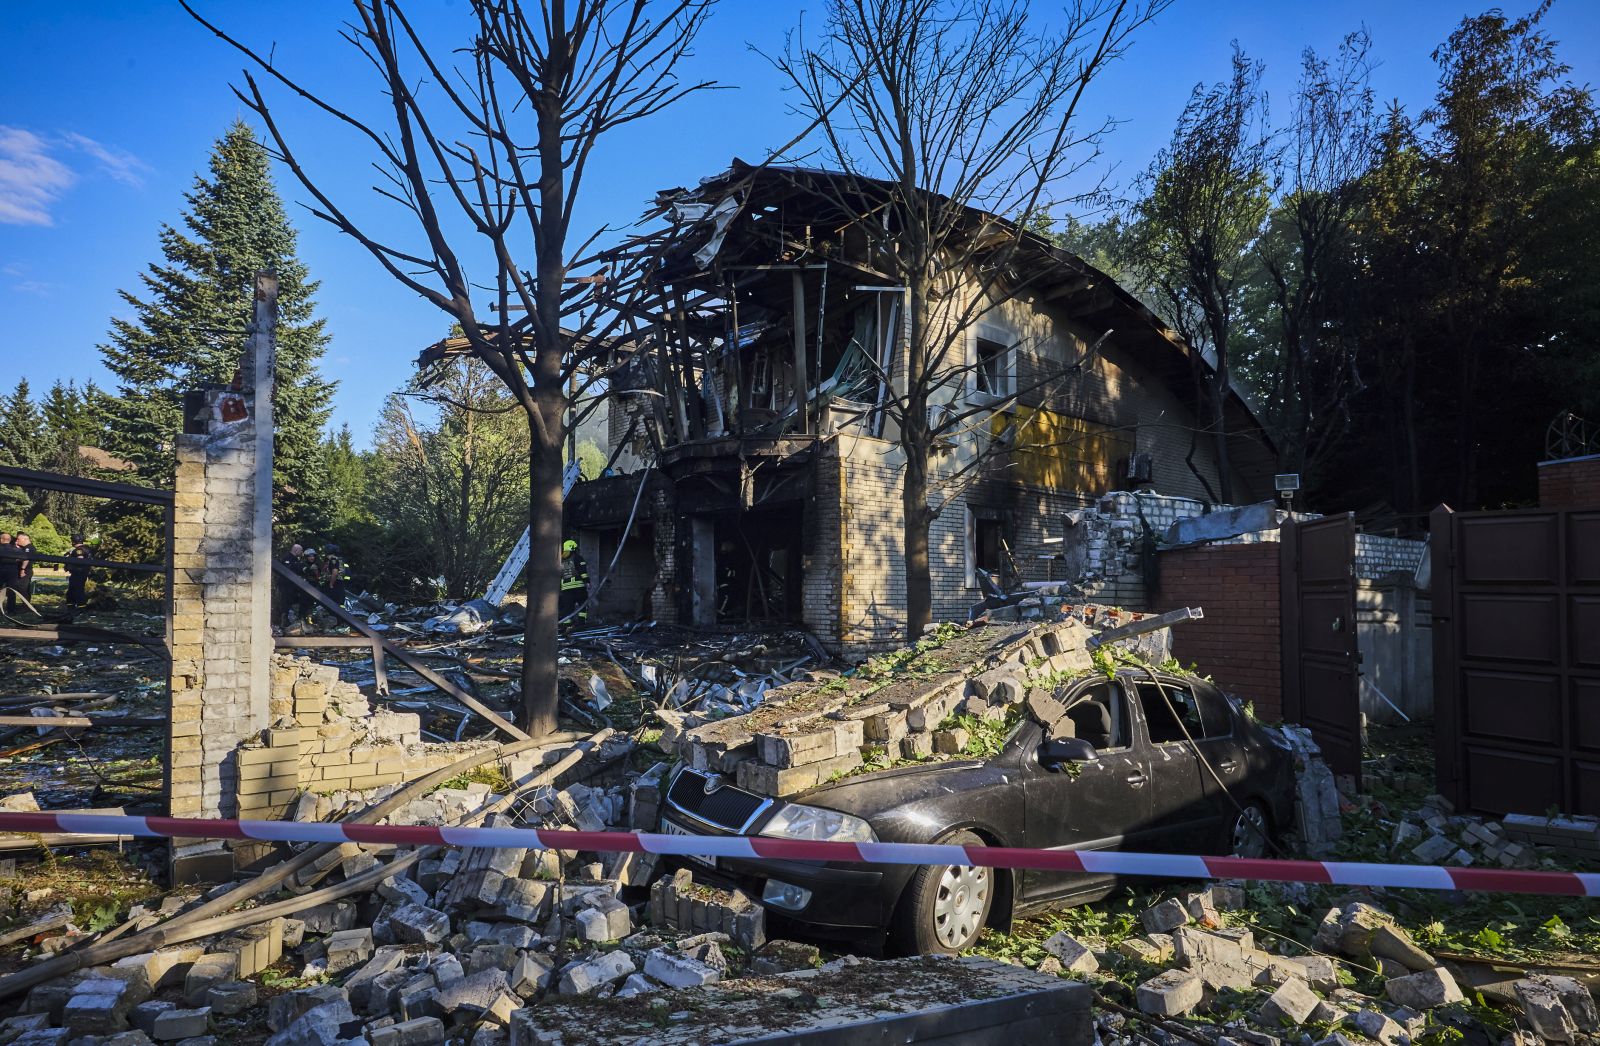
[567,162,1275,655]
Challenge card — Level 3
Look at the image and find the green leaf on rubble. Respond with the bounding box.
[1471,926,1505,951]
[1540,914,1571,940]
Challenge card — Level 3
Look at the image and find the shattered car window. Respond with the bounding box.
[1056,682,1131,751]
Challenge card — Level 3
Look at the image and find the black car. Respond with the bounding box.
[658,669,1295,955]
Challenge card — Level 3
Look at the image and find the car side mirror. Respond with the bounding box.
[1039,736,1096,769]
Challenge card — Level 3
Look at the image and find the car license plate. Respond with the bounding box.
[659,818,715,867]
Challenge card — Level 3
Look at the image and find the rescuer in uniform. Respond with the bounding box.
[559,538,588,624]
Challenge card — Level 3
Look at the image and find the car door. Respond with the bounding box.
[1128,674,1215,853]
[1185,681,1251,848]
[1021,678,1153,903]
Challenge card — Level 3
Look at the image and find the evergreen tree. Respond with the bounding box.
[99,120,336,533]
[39,381,103,536]
[0,379,46,519]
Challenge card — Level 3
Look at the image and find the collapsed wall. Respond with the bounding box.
[233,655,499,825]
[665,604,1169,798]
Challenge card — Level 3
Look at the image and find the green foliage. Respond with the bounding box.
[573,439,608,481]
[0,379,45,520]
[936,709,1021,759]
[365,357,531,599]
[22,514,69,556]
[99,120,335,537]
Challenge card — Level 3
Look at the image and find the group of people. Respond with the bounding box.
[0,531,94,615]
[275,541,350,626]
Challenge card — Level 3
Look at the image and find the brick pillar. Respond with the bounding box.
[168,273,277,876]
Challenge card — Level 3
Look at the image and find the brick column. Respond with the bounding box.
[168,273,277,855]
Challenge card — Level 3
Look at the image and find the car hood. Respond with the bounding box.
[792,757,1012,824]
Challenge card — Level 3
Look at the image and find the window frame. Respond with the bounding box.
[1132,678,1231,746]
[970,326,1017,400]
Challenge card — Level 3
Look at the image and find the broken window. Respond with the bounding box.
[1135,682,1228,744]
[974,336,1015,398]
[1056,682,1131,751]
[966,506,1012,588]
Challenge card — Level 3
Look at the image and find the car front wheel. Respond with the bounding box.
[890,829,993,955]
[1228,802,1271,859]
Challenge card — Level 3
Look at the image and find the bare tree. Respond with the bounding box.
[772,0,1168,642]
[1125,47,1272,504]
[1257,31,1376,480]
[185,0,715,735]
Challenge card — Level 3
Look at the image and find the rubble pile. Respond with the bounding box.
[1040,886,1600,1045]
[662,609,1165,798]
[0,732,861,1045]
[1385,794,1549,870]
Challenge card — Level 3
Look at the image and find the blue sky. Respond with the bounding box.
[3,1,1596,442]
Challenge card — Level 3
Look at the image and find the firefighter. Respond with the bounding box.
[559,538,588,623]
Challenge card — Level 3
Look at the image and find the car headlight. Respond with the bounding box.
[758,803,877,843]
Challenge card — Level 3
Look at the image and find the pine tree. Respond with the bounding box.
[99,120,336,534]
[39,381,103,536]
[0,379,46,520]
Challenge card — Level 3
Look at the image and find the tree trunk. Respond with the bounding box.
[521,408,564,737]
[1209,373,1234,504]
[903,450,932,644]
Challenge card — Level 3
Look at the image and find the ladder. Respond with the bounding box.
[481,460,582,605]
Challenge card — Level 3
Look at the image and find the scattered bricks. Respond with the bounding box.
[377,875,431,909]
[558,951,636,995]
[1258,977,1320,1027]
[497,878,553,923]
[133,1002,175,1036]
[1370,924,1436,972]
[265,984,346,1034]
[1351,1008,1409,1045]
[510,954,555,997]
[62,993,129,1035]
[219,918,283,978]
[266,998,356,1046]
[1115,936,1172,964]
[182,954,236,1007]
[114,947,204,993]
[298,902,356,934]
[932,728,970,755]
[604,849,661,888]
[1546,975,1600,1033]
[0,1016,51,1039]
[369,1017,446,1046]
[202,982,256,1017]
[1392,820,1423,848]
[466,945,521,976]
[968,668,1022,704]
[1288,955,1340,992]
[323,928,374,975]
[392,905,452,946]
[1136,969,1204,1017]
[1041,931,1098,974]
[11,1032,69,1046]
[1183,890,1220,927]
[151,1008,210,1041]
[1315,902,1392,958]
[575,898,631,943]
[1410,833,1456,864]
[435,969,511,1017]
[1515,977,1578,1042]
[1141,897,1191,934]
[1385,966,1464,1010]
[345,947,408,1007]
[899,732,934,759]
[750,940,821,975]
[643,948,722,988]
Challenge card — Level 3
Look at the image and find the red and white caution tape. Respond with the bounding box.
[3,812,1596,898]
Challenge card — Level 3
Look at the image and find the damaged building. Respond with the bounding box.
[567,162,1277,655]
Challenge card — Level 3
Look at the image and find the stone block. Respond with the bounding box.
[1041,931,1098,974]
[323,928,374,974]
[1141,897,1190,934]
[932,728,969,755]
[369,1017,446,1046]
[557,951,635,995]
[62,993,129,1035]
[391,904,451,946]
[151,1007,210,1041]
[1384,966,1463,1010]
[436,969,511,1017]
[265,985,346,1034]
[643,948,721,988]
[182,955,236,1007]
[1136,969,1203,1017]
[1258,977,1319,1027]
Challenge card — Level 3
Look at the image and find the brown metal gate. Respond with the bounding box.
[1431,505,1600,816]
[1281,513,1362,782]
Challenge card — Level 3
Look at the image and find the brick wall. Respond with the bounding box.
[1153,542,1282,720]
[1538,454,1600,508]
[168,398,271,818]
[235,655,492,821]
